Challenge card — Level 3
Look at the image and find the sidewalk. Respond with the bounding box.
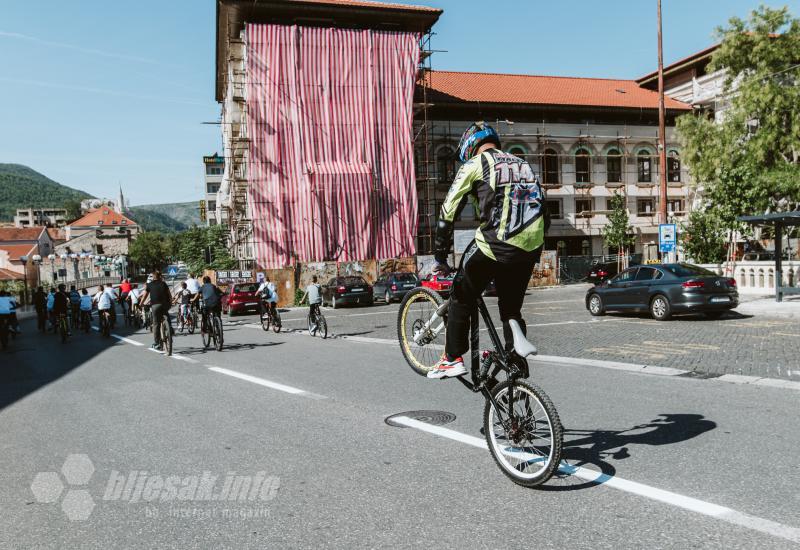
[736,295,800,319]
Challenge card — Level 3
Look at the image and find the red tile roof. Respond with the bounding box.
[0,243,37,262]
[287,0,440,12]
[426,71,691,110]
[0,226,46,242]
[0,268,24,281]
[69,208,137,228]
[47,228,66,242]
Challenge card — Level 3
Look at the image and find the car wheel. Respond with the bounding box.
[650,295,671,321]
[385,291,392,304]
[704,311,724,320]
[588,294,605,316]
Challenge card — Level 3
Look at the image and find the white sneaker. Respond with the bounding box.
[427,356,467,379]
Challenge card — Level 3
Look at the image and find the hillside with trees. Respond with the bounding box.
[0,164,93,221]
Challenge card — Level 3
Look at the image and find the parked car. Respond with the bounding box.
[322,276,373,309]
[585,263,739,321]
[222,282,261,316]
[421,273,454,296]
[373,272,419,303]
[586,261,620,285]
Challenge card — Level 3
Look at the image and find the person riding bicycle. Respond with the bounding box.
[33,286,47,332]
[79,288,93,328]
[93,284,113,331]
[0,291,14,338]
[427,122,548,379]
[185,273,202,304]
[53,284,71,336]
[46,288,56,332]
[172,282,192,325]
[127,284,142,320]
[139,271,172,350]
[68,285,81,326]
[300,276,323,332]
[256,277,278,320]
[119,278,132,318]
[193,276,223,333]
[103,284,119,327]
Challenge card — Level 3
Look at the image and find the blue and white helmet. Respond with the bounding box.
[457,122,501,162]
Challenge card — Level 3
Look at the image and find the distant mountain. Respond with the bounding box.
[128,202,202,234]
[0,164,93,221]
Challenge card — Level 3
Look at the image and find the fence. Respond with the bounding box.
[697,261,800,295]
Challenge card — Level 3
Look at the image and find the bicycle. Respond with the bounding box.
[200,305,224,351]
[57,313,70,343]
[99,309,112,338]
[158,310,173,356]
[397,286,563,487]
[80,310,92,334]
[177,306,195,334]
[307,304,327,339]
[260,300,282,333]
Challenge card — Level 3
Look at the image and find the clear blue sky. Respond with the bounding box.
[1,0,797,206]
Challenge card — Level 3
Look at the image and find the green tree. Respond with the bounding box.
[176,225,237,275]
[63,199,83,222]
[680,210,728,263]
[676,6,800,229]
[602,193,635,258]
[128,232,169,273]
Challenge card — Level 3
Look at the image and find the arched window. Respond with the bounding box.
[574,148,591,183]
[667,150,681,182]
[542,148,559,184]
[507,145,528,157]
[581,239,591,256]
[606,148,622,183]
[637,149,652,183]
[436,146,456,184]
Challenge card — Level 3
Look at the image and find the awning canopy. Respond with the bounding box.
[738,211,800,226]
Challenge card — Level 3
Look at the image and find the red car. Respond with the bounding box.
[222,282,261,316]
[421,273,454,295]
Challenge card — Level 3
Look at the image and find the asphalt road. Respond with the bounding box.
[1,298,799,549]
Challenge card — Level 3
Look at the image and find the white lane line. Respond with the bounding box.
[207,366,327,399]
[92,326,144,346]
[393,417,800,544]
[172,354,199,364]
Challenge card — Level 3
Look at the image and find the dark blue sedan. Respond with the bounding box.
[585,263,739,320]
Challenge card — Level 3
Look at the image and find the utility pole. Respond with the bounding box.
[657,0,669,257]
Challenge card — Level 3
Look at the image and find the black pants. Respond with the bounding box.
[36,308,46,331]
[445,242,541,359]
[309,303,321,318]
[151,303,171,347]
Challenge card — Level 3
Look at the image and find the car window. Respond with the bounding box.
[634,267,657,281]
[395,273,417,282]
[612,269,637,283]
[662,263,717,277]
[339,276,366,285]
[235,283,258,293]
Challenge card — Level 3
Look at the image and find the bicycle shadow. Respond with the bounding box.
[175,342,285,355]
[541,413,717,492]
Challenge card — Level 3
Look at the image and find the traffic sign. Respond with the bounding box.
[659,224,677,253]
[166,265,179,277]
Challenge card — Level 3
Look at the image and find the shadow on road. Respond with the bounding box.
[542,413,717,492]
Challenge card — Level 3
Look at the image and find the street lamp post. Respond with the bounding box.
[32,254,42,289]
[47,254,56,285]
[19,255,29,306]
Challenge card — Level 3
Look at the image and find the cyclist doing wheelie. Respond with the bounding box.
[427,122,548,379]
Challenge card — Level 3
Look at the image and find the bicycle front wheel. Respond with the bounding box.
[397,288,446,376]
[271,310,281,333]
[317,313,327,339]
[260,309,270,331]
[483,379,563,488]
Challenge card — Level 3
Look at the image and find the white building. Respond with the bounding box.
[13,208,68,228]
[203,153,225,226]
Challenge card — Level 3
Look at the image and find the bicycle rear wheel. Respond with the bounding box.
[202,316,211,349]
[271,309,281,333]
[397,288,447,376]
[162,317,173,356]
[213,315,223,351]
[483,379,563,488]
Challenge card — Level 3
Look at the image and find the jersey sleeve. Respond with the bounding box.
[439,158,481,222]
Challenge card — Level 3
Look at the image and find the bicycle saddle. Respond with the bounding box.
[508,319,537,357]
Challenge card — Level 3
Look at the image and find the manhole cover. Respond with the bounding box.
[385,410,456,428]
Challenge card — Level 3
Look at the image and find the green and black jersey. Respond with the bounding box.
[436,148,546,263]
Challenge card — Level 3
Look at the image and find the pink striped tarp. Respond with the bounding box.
[246,24,420,269]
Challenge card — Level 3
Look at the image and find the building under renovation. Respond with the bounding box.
[215,0,441,269]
